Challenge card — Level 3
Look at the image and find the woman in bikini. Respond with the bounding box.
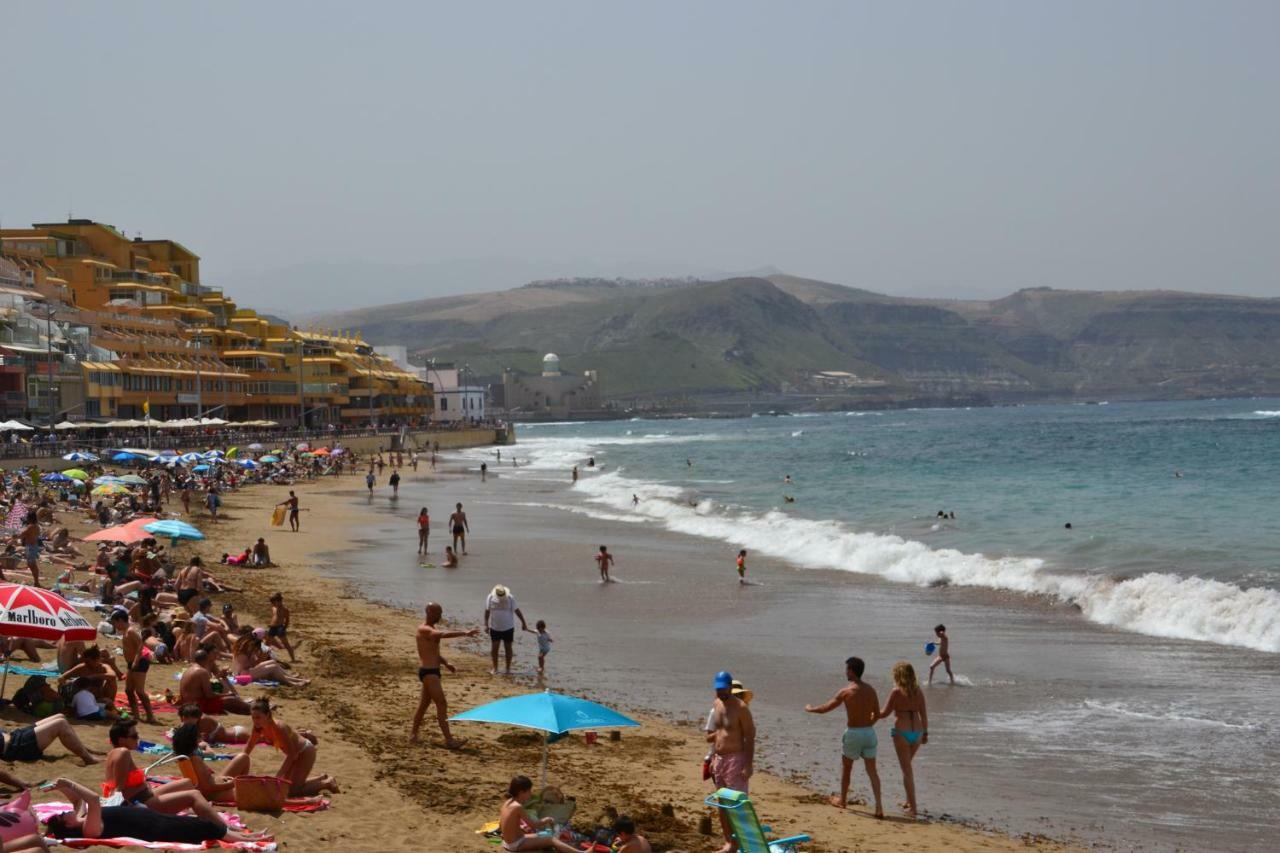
[170,722,253,800]
[230,633,309,688]
[878,661,928,818]
[242,698,339,797]
[102,721,225,823]
[498,775,579,852]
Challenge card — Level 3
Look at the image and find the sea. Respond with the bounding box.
[330,398,1280,851]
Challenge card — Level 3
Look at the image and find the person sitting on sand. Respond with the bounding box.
[177,703,249,746]
[267,592,296,662]
[251,538,272,566]
[231,632,309,687]
[178,649,252,715]
[169,722,253,800]
[102,720,212,815]
[58,645,122,707]
[0,713,100,769]
[442,546,458,568]
[803,656,883,818]
[242,697,339,797]
[613,815,652,853]
[499,775,579,852]
[410,602,478,748]
[46,777,267,845]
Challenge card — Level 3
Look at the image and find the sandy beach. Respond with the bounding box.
[16,459,1083,852]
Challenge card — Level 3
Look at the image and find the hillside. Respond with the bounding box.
[312,275,1280,402]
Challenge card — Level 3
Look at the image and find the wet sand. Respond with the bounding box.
[27,464,1084,852]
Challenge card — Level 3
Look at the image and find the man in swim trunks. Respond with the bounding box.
[705,670,754,852]
[449,503,469,554]
[113,611,156,725]
[277,491,301,532]
[804,656,883,817]
[410,602,479,748]
[178,649,251,715]
[19,511,42,586]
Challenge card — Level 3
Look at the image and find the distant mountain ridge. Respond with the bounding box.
[312,273,1280,403]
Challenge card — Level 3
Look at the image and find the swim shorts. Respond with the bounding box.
[489,628,515,643]
[24,545,40,564]
[418,667,441,681]
[842,726,877,760]
[177,588,198,606]
[2,726,40,762]
[130,656,151,674]
[710,751,750,794]
[267,625,286,638]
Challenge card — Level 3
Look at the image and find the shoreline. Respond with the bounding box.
[32,463,1083,852]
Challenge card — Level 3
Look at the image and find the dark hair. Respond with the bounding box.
[46,813,76,839]
[507,775,533,798]
[108,719,137,746]
[172,722,200,757]
[193,648,209,663]
[250,696,273,715]
[934,624,946,633]
[198,598,213,611]
[179,703,202,720]
[270,592,283,602]
[536,620,546,630]
[109,609,129,623]
[614,816,636,835]
[599,545,607,552]
[83,645,102,660]
[845,656,865,678]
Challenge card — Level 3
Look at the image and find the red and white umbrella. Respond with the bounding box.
[0,583,96,642]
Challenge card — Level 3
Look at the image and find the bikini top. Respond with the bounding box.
[102,767,147,797]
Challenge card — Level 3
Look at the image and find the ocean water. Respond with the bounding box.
[332,398,1280,850]
[508,399,1280,652]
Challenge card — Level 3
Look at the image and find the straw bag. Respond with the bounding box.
[233,775,289,811]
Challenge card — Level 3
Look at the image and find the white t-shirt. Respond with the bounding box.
[486,593,517,632]
[73,689,100,718]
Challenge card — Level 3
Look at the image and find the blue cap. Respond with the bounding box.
[713,670,734,690]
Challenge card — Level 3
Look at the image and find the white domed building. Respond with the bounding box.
[500,353,602,419]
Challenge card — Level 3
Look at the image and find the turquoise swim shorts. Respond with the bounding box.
[842,726,877,760]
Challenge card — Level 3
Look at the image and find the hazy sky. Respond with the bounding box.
[3,1,1277,311]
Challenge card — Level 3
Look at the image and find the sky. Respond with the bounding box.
[2,1,1277,313]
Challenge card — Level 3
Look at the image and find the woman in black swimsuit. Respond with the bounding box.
[45,777,268,844]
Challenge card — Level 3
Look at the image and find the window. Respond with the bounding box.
[440,398,448,411]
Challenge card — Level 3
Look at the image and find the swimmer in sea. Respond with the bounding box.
[784,475,792,485]
[927,624,953,685]
[736,549,747,583]
[632,494,639,507]
[783,495,796,504]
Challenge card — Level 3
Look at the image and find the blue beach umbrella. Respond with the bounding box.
[42,472,74,483]
[202,450,224,459]
[236,459,259,469]
[259,455,280,463]
[143,519,205,545]
[62,451,99,462]
[451,691,640,785]
[112,452,143,463]
[177,453,203,465]
[192,464,211,473]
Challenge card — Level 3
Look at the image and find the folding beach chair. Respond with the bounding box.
[704,788,810,852]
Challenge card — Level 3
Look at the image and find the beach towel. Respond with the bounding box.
[0,662,59,677]
[115,692,181,715]
[170,672,279,688]
[270,506,286,527]
[141,739,234,761]
[213,798,330,814]
[33,802,274,851]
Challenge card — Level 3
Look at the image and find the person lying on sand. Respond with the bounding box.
[46,777,268,845]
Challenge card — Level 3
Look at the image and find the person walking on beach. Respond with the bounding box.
[417,506,430,554]
[113,610,156,725]
[480,462,487,482]
[365,470,375,496]
[410,602,478,748]
[736,549,747,583]
[484,585,529,675]
[595,545,614,582]
[928,624,953,684]
[276,491,301,532]
[389,469,401,497]
[706,670,755,852]
[19,510,41,586]
[571,465,578,483]
[804,656,883,817]
[267,592,296,663]
[880,661,928,818]
[449,503,469,554]
[524,619,552,675]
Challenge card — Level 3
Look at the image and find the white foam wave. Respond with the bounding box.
[570,470,1280,653]
[1251,410,1280,418]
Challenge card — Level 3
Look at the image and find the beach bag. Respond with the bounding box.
[234,775,289,811]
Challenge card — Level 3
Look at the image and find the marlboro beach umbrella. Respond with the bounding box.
[0,583,96,695]
[451,691,639,786]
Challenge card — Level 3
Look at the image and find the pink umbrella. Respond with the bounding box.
[82,517,161,544]
[0,583,97,694]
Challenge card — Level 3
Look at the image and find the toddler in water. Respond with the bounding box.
[595,545,614,582]
[736,549,747,583]
[526,620,553,674]
[928,624,954,685]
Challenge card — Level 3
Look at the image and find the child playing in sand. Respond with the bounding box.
[595,545,614,582]
[928,624,954,685]
[736,549,747,583]
[613,816,652,853]
[268,592,296,662]
[526,620,552,674]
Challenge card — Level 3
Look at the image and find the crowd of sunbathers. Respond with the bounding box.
[0,449,349,849]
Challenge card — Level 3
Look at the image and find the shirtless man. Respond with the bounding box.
[706,670,755,853]
[178,649,251,715]
[277,491,301,532]
[613,816,652,853]
[804,656,883,817]
[927,624,954,685]
[449,503,469,554]
[112,611,156,724]
[410,602,479,748]
[19,510,42,586]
